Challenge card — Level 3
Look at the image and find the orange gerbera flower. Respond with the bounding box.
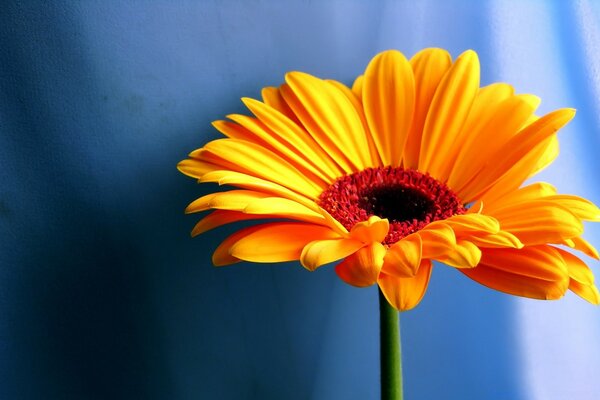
[178,48,600,311]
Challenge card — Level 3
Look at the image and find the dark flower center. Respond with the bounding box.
[318,167,465,244]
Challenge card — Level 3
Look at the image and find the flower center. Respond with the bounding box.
[318,167,466,244]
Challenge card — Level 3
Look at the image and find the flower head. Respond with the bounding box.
[178,48,600,310]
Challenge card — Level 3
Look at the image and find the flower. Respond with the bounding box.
[178,48,600,311]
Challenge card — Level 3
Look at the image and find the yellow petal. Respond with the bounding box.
[185,190,270,213]
[419,50,480,178]
[461,246,569,300]
[261,86,300,123]
[349,216,390,243]
[569,236,600,260]
[352,75,363,99]
[448,94,540,188]
[468,230,524,249]
[569,281,600,304]
[472,135,557,203]
[363,50,415,166]
[213,225,263,266]
[227,111,331,186]
[416,221,457,258]
[531,134,559,176]
[335,242,386,287]
[177,158,220,180]
[300,238,365,271]
[556,248,600,304]
[229,223,341,263]
[243,197,327,225]
[377,260,433,311]
[327,79,382,166]
[200,170,318,211]
[555,248,595,285]
[382,234,422,277]
[458,83,515,139]
[202,138,324,197]
[489,200,583,245]
[462,109,575,201]
[482,182,557,210]
[241,97,342,181]
[545,195,600,221]
[212,119,257,141]
[192,210,265,236]
[444,213,500,236]
[404,48,452,169]
[284,71,370,171]
[438,240,481,268]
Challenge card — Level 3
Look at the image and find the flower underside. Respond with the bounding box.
[318,167,466,244]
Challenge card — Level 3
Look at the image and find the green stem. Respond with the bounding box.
[379,289,403,400]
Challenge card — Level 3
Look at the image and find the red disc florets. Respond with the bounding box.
[318,167,465,244]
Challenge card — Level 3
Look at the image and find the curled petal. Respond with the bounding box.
[301,238,364,271]
[350,216,390,243]
[382,235,422,278]
[378,260,433,311]
[228,223,341,264]
[469,230,524,249]
[438,240,482,268]
[417,221,456,258]
[445,213,500,236]
[335,242,386,287]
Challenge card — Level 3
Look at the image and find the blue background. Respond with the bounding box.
[1,1,599,399]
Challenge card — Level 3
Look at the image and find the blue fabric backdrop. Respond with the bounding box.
[1,1,599,399]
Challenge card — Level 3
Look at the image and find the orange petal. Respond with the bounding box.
[227,111,331,186]
[261,86,300,123]
[377,260,433,311]
[213,225,264,266]
[241,97,341,181]
[444,213,500,236]
[352,75,363,99]
[417,221,456,258]
[471,135,557,203]
[300,238,365,271]
[200,170,318,211]
[404,48,452,169]
[569,281,600,305]
[461,246,569,300]
[568,236,600,260]
[481,182,557,210]
[468,230,524,249]
[489,200,583,245]
[438,240,481,268]
[349,216,390,243]
[555,248,599,304]
[327,79,382,166]
[284,71,370,171]
[448,94,540,188]
[229,223,341,263]
[545,195,600,221]
[201,138,324,197]
[177,158,220,180]
[461,109,575,201]
[191,210,265,236]
[335,242,386,287]
[363,50,415,166]
[382,234,422,277]
[419,50,479,179]
[212,119,258,141]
